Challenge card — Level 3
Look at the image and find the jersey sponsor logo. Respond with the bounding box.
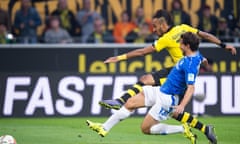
[188,73,195,81]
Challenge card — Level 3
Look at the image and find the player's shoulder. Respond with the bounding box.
[184,52,203,66]
[164,24,191,37]
[194,52,204,61]
[178,24,193,29]
[174,24,198,33]
[169,24,190,30]
[175,57,185,69]
[158,27,179,41]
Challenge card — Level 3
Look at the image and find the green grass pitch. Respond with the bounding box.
[0,116,240,144]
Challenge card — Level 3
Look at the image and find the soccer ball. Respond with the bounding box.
[0,135,17,144]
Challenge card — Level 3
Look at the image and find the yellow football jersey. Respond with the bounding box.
[153,24,199,64]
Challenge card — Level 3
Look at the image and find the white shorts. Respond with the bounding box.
[143,86,179,121]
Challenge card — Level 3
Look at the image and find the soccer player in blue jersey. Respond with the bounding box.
[93,10,235,144]
[87,32,215,144]
[100,10,236,111]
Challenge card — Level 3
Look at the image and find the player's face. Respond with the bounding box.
[152,18,164,36]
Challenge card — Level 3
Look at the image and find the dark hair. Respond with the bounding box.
[153,9,173,26]
[181,32,200,51]
[202,4,211,10]
[171,0,183,10]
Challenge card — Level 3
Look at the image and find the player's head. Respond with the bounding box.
[180,32,200,55]
[152,9,173,36]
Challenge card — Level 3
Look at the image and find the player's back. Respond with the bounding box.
[154,24,199,64]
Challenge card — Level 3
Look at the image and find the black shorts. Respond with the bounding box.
[151,67,173,86]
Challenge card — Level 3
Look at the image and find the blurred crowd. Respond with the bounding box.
[0,0,240,44]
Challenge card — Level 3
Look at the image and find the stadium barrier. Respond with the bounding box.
[0,43,239,117]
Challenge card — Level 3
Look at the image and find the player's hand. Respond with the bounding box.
[104,56,119,63]
[172,105,185,114]
[202,57,208,67]
[225,45,237,55]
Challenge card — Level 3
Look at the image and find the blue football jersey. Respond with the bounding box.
[160,51,204,96]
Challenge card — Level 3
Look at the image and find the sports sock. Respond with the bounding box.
[150,123,184,135]
[116,81,145,104]
[102,106,133,131]
[175,112,206,133]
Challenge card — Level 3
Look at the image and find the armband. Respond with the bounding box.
[117,54,127,60]
[219,42,226,49]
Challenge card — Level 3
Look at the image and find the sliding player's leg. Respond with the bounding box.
[87,90,147,137]
[141,113,183,134]
[99,67,172,110]
[140,93,196,144]
[172,112,217,144]
[141,115,196,144]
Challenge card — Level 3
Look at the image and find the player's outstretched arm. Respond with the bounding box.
[104,45,155,63]
[173,85,195,114]
[197,31,237,55]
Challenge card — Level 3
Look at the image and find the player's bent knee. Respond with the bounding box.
[139,75,154,85]
[125,97,140,111]
[124,92,145,110]
[141,124,151,134]
[139,75,149,83]
[124,99,135,109]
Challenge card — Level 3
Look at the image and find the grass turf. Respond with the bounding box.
[0,116,240,144]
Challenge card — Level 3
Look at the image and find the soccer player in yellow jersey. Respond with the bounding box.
[93,10,236,143]
[100,10,236,110]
